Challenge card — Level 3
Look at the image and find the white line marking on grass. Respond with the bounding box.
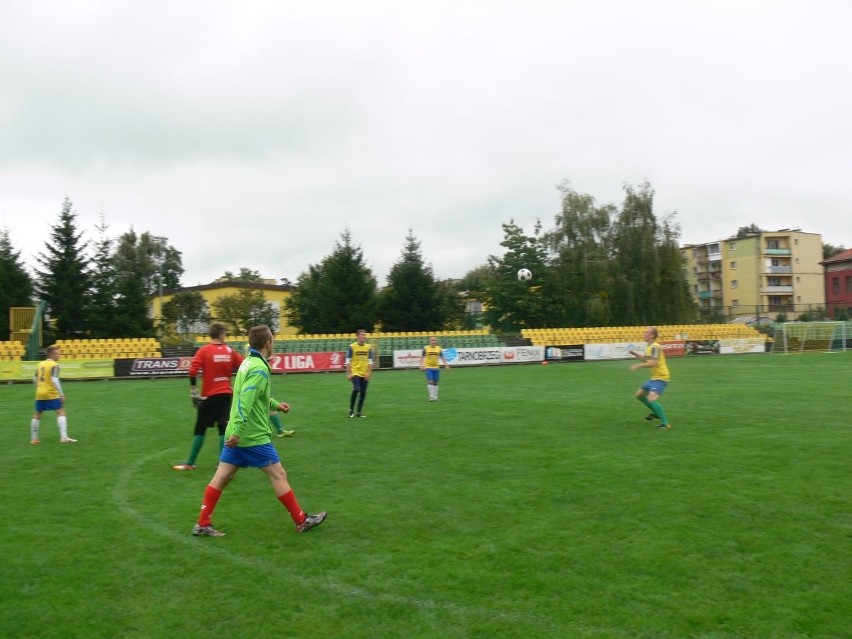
[112,449,551,627]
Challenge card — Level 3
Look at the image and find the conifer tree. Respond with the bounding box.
[0,229,35,338]
[87,216,118,337]
[377,230,461,331]
[34,198,92,339]
[285,230,378,333]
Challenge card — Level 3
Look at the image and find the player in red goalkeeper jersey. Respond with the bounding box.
[173,322,243,470]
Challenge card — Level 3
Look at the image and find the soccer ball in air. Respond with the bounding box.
[517,268,532,281]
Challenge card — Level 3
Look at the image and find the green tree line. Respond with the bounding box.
[2,186,847,342]
[2,198,184,343]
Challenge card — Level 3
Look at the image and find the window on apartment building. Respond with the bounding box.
[846,276,852,294]
[729,242,736,250]
[834,278,840,294]
[731,280,738,288]
[770,296,782,306]
[797,296,801,302]
[768,240,779,249]
[796,276,800,283]
[769,277,781,286]
[732,299,739,307]
[794,238,799,245]
[795,258,800,264]
[771,258,780,266]
[730,261,737,269]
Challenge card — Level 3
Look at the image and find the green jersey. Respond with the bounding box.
[226,349,280,447]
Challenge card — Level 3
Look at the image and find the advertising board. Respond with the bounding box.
[393,346,544,368]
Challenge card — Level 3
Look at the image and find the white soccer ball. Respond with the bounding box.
[517,268,532,281]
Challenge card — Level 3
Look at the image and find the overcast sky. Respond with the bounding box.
[2,0,850,288]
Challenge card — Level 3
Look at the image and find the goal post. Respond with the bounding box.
[771,321,847,353]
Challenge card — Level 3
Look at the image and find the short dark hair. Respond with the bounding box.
[209,322,227,339]
[248,325,273,350]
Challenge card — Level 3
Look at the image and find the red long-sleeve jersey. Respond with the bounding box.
[189,342,243,397]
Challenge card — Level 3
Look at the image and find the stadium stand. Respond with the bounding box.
[520,324,767,346]
[54,338,162,359]
[0,340,25,360]
[195,329,498,356]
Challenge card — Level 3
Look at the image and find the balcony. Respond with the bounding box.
[764,248,791,255]
[765,266,792,274]
[698,291,712,300]
[761,286,794,293]
[697,271,721,281]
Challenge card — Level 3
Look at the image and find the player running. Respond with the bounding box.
[628,326,672,429]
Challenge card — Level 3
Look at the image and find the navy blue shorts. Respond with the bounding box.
[35,399,63,412]
[220,442,280,468]
[425,368,440,383]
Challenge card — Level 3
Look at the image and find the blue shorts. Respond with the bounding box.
[35,399,63,412]
[219,443,280,468]
[425,368,440,383]
[642,379,669,395]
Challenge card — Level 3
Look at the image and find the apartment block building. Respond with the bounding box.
[682,229,825,319]
[820,248,852,319]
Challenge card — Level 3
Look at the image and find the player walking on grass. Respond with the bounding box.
[243,341,295,438]
[193,324,326,537]
[629,326,672,429]
[30,345,77,444]
[346,328,374,418]
[173,322,243,470]
[419,335,450,401]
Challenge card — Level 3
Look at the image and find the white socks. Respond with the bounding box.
[30,416,71,441]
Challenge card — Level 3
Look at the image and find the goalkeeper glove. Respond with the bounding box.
[190,389,205,409]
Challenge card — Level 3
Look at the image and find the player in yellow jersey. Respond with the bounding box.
[628,326,672,429]
[345,329,374,418]
[419,335,450,401]
[30,345,77,444]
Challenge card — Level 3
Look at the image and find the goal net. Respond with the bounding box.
[771,321,847,353]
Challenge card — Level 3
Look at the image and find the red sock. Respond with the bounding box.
[278,490,306,525]
[198,485,223,527]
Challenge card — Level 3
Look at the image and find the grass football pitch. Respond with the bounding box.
[1,352,849,639]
